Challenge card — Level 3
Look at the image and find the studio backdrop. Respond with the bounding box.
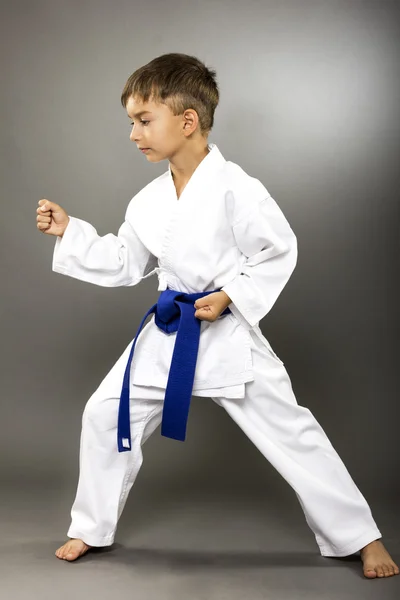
[0,0,398,507]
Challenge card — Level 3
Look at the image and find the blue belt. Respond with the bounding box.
[117,288,231,452]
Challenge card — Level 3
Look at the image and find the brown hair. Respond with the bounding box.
[120,53,219,135]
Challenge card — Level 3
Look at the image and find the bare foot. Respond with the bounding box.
[55,538,92,561]
[360,539,399,578]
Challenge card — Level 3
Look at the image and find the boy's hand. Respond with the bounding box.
[36,199,70,237]
[194,291,232,322]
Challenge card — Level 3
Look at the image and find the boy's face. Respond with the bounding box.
[126,95,188,162]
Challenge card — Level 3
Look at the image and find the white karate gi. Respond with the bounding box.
[52,143,381,556]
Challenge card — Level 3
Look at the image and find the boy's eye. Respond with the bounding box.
[130,120,150,126]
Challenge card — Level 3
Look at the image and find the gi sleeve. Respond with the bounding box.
[52,211,158,287]
[221,194,297,329]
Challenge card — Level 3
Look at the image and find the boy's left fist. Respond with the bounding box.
[194,291,232,322]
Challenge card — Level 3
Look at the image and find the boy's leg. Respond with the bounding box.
[62,341,165,558]
[212,330,382,558]
[64,338,165,548]
[66,385,164,547]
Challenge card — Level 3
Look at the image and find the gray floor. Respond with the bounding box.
[1,481,399,600]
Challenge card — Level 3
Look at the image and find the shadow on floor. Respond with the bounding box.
[36,541,363,576]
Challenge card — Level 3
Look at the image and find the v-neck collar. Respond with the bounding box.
[167,143,226,201]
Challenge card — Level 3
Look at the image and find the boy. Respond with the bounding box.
[36,53,398,578]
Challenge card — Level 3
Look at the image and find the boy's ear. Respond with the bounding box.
[183,109,199,134]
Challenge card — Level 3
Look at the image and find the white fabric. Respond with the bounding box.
[52,143,297,394]
[52,142,380,555]
[67,329,381,556]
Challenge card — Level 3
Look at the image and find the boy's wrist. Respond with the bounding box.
[219,290,232,308]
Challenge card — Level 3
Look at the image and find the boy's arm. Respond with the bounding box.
[221,193,297,329]
[52,211,157,287]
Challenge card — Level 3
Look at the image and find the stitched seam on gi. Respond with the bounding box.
[52,264,137,287]
[142,372,254,390]
[316,528,382,555]
[231,195,271,227]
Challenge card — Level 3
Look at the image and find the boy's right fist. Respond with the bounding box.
[36,199,70,237]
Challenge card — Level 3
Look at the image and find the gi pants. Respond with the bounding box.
[67,330,382,557]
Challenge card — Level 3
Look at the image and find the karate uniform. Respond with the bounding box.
[52,143,381,555]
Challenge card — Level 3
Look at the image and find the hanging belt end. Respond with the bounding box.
[161,426,186,442]
[118,437,132,452]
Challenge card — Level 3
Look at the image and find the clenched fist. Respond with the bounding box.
[36,199,70,237]
[194,291,232,322]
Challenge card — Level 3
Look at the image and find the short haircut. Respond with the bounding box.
[120,53,219,135]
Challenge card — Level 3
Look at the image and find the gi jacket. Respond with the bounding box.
[52,143,297,398]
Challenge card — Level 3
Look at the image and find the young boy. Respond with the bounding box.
[36,53,398,578]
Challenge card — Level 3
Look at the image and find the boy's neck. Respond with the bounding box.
[169,142,210,187]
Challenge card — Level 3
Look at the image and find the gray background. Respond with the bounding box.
[1,0,399,598]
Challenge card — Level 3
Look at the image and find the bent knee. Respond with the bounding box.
[82,392,120,432]
[82,392,156,433]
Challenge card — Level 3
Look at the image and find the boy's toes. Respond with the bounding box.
[64,550,80,561]
[55,539,91,561]
[364,568,377,578]
[361,540,399,578]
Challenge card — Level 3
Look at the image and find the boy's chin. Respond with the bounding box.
[146,152,164,163]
